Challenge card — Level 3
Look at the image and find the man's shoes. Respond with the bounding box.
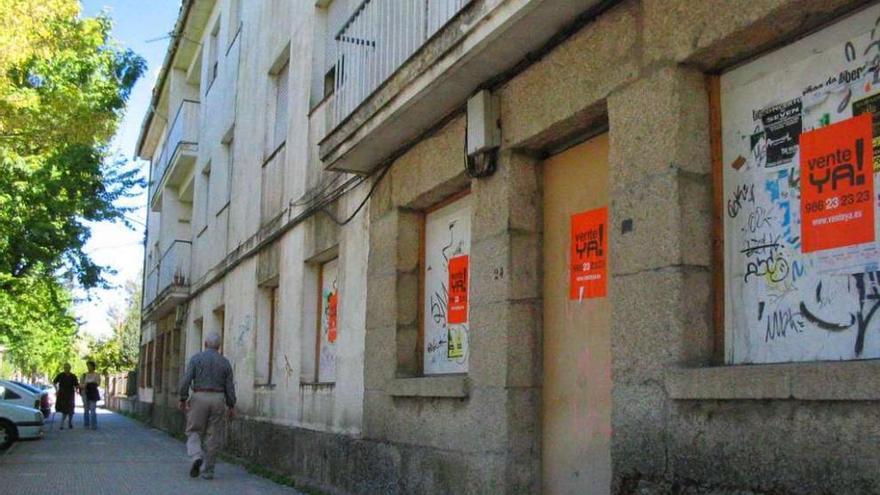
[59,425,64,430]
[201,472,214,480]
[189,458,203,478]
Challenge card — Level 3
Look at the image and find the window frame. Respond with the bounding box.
[206,17,221,93]
[417,188,472,376]
[314,257,340,384]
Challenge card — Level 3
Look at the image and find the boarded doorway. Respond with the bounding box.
[542,133,612,494]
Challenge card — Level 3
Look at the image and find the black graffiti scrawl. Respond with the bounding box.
[800,271,880,356]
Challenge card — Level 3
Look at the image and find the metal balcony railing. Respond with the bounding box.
[149,100,200,201]
[142,240,192,311]
[330,0,469,129]
[158,240,192,294]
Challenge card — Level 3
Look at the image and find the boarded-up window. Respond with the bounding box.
[423,193,471,375]
[261,145,284,223]
[317,258,339,383]
[208,19,220,88]
[228,0,242,42]
[193,318,204,356]
[214,307,226,355]
[139,345,148,387]
[145,341,154,388]
[721,5,880,364]
[255,286,278,385]
[272,60,289,150]
[155,333,165,392]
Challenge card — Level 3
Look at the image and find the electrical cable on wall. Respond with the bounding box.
[321,162,392,226]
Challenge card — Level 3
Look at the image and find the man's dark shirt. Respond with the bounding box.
[179,348,236,408]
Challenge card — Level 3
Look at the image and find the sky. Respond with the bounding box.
[74,0,181,339]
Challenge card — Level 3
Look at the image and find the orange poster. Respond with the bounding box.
[800,114,875,252]
[570,207,607,300]
[327,291,338,343]
[447,255,469,324]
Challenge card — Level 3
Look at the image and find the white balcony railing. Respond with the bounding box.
[149,100,200,202]
[330,0,469,129]
[142,240,191,310]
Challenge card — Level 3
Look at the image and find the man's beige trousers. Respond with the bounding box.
[185,391,226,473]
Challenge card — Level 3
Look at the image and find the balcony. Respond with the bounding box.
[329,0,469,130]
[142,240,192,321]
[319,0,612,173]
[150,100,200,211]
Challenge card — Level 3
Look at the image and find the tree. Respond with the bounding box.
[0,1,146,378]
[0,273,78,379]
[0,0,146,289]
[90,278,141,373]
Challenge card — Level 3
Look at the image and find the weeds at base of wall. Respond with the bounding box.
[217,452,330,495]
[115,409,152,426]
[115,407,328,495]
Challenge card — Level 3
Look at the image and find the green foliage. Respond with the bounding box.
[0,272,78,378]
[0,1,146,288]
[0,1,146,379]
[87,278,141,374]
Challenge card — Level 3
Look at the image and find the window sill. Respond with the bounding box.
[196,225,208,238]
[263,141,286,167]
[665,359,880,401]
[254,383,276,390]
[225,24,242,57]
[387,375,469,398]
[299,382,335,391]
[215,201,230,217]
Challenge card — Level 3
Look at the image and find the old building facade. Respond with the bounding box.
[134,0,880,493]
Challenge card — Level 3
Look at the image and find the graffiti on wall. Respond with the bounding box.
[722,5,880,364]
[424,195,472,375]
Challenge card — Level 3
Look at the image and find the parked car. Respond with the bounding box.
[0,401,44,450]
[34,383,56,410]
[0,380,48,418]
[12,381,52,418]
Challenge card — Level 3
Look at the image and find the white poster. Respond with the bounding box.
[423,195,471,375]
[722,4,880,364]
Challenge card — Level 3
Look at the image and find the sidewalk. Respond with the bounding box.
[0,406,304,495]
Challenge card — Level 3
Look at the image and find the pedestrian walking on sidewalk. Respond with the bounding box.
[178,331,236,480]
[81,361,101,430]
[53,363,78,430]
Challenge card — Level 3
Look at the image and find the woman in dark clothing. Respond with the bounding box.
[53,363,78,429]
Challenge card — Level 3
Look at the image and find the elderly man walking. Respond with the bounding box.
[178,331,236,480]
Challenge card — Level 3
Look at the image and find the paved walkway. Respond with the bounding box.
[0,406,304,495]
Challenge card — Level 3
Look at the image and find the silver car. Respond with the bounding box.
[0,402,44,449]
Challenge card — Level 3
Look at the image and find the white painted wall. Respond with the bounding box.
[143,0,370,436]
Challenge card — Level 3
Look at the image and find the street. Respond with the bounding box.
[0,406,304,495]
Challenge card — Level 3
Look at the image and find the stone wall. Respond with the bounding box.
[356,0,879,493]
[494,0,879,493]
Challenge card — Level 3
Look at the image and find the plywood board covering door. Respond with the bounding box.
[542,133,612,495]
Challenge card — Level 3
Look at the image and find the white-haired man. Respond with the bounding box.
[178,331,236,480]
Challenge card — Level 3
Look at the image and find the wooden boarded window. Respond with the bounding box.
[422,192,472,375]
[255,286,278,385]
[717,5,880,364]
[316,258,339,383]
[145,341,154,388]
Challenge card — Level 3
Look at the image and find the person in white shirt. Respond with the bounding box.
[81,361,101,430]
